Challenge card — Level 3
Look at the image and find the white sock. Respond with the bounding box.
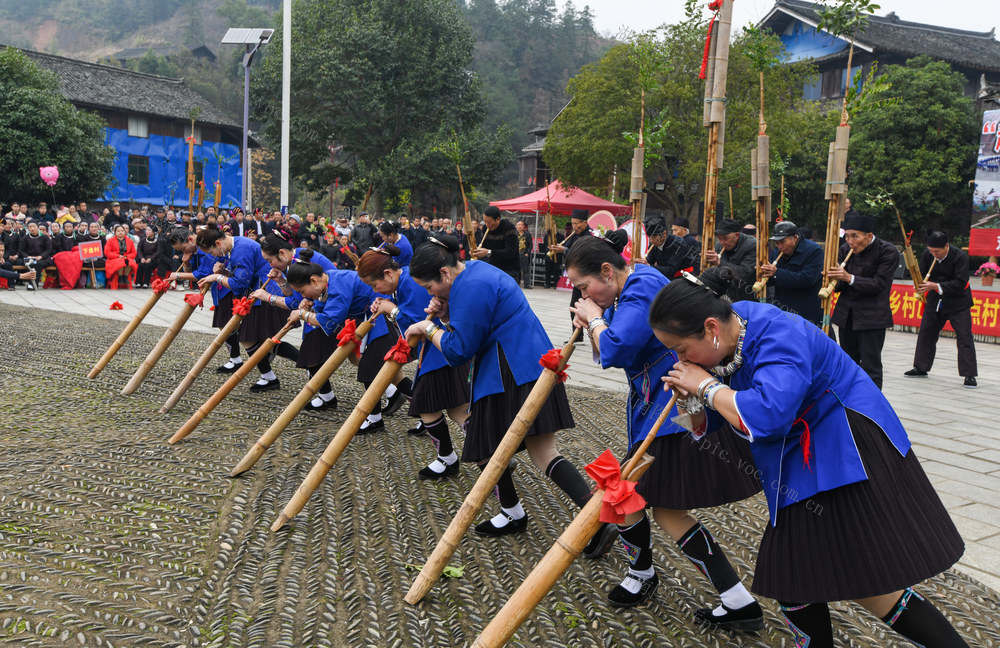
[319,391,335,402]
[714,582,755,616]
[260,371,277,381]
[366,413,382,424]
[619,567,655,594]
[385,383,397,398]
[492,502,525,525]
[230,357,243,364]
[310,396,325,408]
[439,451,457,465]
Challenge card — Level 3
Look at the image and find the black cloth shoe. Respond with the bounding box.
[964,376,978,389]
[474,513,528,537]
[216,360,243,374]
[406,421,426,436]
[383,389,407,416]
[249,378,280,393]
[419,458,460,480]
[904,368,928,377]
[582,522,618,559]
[356,418,384,434]
[608,571,659,608]
[307,396,337,411]
[694,601,765,632]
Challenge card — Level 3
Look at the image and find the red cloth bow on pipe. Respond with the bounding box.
[336,319,363,357]
[109,301,124,311]
[538,348,569,383]
[184,293,205,308]
[585,449,647,524]
[384,336,412,363]
[231,297,253,317]
[699,0,726,80]
[150,277,171,294]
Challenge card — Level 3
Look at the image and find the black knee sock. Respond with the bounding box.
[545,455,592,508]
[482,465,519,509]
[226,333,241,359]
[617,514,653,571]
[424,416,453,457]
[319,380,332,395]
[275,341,298,362]
[363,381,382,415]
[676,522,740,593]
[778,602,833,648]
[397,376,413,396]
[881,589,969,647]
[256,352,272,376]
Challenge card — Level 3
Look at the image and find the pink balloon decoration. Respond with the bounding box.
[39,166,59,187]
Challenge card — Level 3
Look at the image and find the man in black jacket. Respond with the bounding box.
[671,217,701,275]
[705,218,756,302]
[829,213,900,389]
[644,219,694,278]
[760,221,823,326]
[905,230,978,388]
[471,205,519,279]
[350,212,378,253]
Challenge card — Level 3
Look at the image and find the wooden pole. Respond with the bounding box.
[271,328,427,531]
[404,329,582,605]
[230,316,379,477]
[629,146,645,265]
[700,0,733,270]
[88,284,173,379]
[458,163,479,255]
[471,394,678,648]
[728,186,734,220]
[168,319,297,444]
[120,284,210,395]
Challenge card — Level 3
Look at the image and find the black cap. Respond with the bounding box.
[770,221,799,241]
[714,218,741,235]
[926,230,948,247]
[842,213,875,233]
[646,219,667,237]
[570,208,589,221]
[673,217,690,229]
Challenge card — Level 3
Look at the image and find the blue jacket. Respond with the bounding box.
[283,248,337,335]
[224,237,283,302]
[438,261,553,402]
[311,269,377,336]
[597,264,683,448]
[192,249,228,304]
[392,267,448,377]
[770,237,823,326]
[393,235,413,269]
[704,301,911,526]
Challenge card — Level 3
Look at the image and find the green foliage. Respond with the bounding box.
[844,61,898,121]
[815,0,880,43]
[0,47,114,203]
[741,26,781,73]
[848,56,979,235]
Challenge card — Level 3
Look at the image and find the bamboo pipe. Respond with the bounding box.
[168,319,297,444]
[230,315,379,477]
[271,325,426,531]
[471,393,679,648]
[700,122,720,270]
[818,249,853,299]
[630,146,645,265]
[457,163,478,255]
[728,186,734,220]
[405,329,582,605]
[917,256,939,304]
[752,253,783,295]
[161,279,273,413]
[121,283,211,395]
[88,281,174,378]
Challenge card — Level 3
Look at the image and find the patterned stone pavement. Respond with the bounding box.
[0,290,998,647]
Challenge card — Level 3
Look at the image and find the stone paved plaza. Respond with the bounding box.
[0,285,998,647]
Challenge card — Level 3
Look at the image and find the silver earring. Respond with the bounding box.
[713,336,719,350]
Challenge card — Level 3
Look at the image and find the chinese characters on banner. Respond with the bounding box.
[830,284,1000,335]
[970,109,1000,256]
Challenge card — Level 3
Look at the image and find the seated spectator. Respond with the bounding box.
[105,224,138,289]
[18,220,53,290]
[136,225,161,288]
[335,234,357,270]
[318,231,341,266]
[79,221,107,286]
[33,202,55,224]
[300,212,324,249]
[53,221,79,254]
[0,242,36,290]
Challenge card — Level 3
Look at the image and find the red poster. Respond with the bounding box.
[970,109,1000,255]
[78,240,103,261]
[888,283,1000,336]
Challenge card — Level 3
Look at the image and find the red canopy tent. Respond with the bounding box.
[489,181,631,217]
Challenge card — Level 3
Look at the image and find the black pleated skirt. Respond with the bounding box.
[357,333,398,384]
[462,350,575,464]
[626,426,762,510]
[751,409,964,603]
[238,301,288,343]
[408,363,471,415]
[297,327,338,369]
[211,292,234,329]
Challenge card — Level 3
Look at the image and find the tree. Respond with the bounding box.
[250,0,511,215]
[848,56,979,234]
[544,16,816,223]
[0,47,114,204]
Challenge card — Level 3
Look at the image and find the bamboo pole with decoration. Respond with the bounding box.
[214,180,222,210]
[271,329,428,531]
[890,198,926,303]
[120,283,211,395]
[629,89,646,265]
[470,393,679,648]
[88,277,176,379]
[457,162,479,256]
[752,103,772,299]
[699,0,733,270]
[819,126,850,335]
[361,183,374,212]
[405,329,582,605]
[159,281,271,413]
[230,315,379,477]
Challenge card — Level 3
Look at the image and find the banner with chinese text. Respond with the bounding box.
[970,109,1000,256]
[887,283,1000,336]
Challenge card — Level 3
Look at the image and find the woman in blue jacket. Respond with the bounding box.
[566,232,763,626]
[356,245,470,479]
[652,268,968,648]
[403,235,614,557]
[377,221,413,267]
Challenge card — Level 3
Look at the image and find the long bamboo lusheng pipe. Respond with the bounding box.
[818,249,853,299]
[168,319,297,444]
[271,324,426,531]
[159,279,272,413]
[471,392,679,648]
[405,328,582,605]
[752,253,782,295]
[457,162,478,255]
[88,279,175,378]
[917,256,939,304]
[121,283,211,395]
[229,315,379,477]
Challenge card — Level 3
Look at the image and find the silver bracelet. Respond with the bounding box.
[704,382,726,410]
[388,307,400,322]
[679,394,705,415]
[696,377,717,401]
[425,322,440,338]
[588,317,609,336]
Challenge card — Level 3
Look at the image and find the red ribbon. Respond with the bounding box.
[539,348,569,383]
[184,293,205,309]
[792,392,825,471]
[336,319,363,357]
[698,2,724,80]
[906,230,914,246]
[109,301,124,311]
[150,277,171,294]
[384,336,413,364]
[585,449,647,524]
[231,296,253,316]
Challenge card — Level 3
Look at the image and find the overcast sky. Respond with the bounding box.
[582,0,999,40]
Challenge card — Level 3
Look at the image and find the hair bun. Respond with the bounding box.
[298,247,315,262]
[605,229,629,254]
[431,234,460,253]
[698,266,735,298]
[383,243,401,257]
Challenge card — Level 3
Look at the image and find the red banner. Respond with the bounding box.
[970,228,1000,256]
[78,240,103,261]
[885,283,1000,336]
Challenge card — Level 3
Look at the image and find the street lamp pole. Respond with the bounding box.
[280,0,291,213]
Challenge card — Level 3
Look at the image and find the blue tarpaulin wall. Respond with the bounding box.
[779,22,848,63]
[102,128,243,208]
